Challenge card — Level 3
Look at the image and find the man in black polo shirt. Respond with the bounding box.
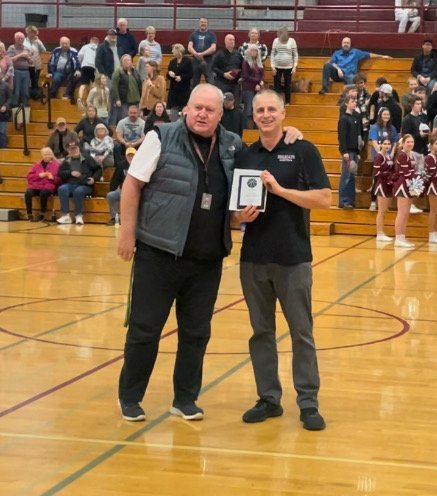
[233,89,331,431]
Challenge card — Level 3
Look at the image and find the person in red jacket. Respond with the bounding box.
[24,146,60,221]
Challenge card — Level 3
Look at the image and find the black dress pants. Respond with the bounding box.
[119,243,223,406]
[24,188,52,214]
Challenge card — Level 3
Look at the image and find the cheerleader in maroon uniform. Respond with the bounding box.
[425,136,437,244]
[393,134,416,248]
[374,138,395,242]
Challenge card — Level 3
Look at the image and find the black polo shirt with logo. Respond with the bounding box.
[235,136,330,265]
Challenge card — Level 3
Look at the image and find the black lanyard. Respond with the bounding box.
[190,134,216,188]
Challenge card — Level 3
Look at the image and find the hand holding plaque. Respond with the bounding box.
[229,169,267,212]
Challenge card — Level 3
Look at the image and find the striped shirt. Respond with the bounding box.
[271,38,298,70]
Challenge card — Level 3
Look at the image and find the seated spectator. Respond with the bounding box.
[87,74,111,125]
[370,83,403,132]
[47,117,78,159]
[241,44,264,128]
[7,32,32,108]
[143,101,170,134]
[56,139,100,225]
[211,34,243,102]
[114,105,145,163]
[238,27,268,62]
[77,36,99,111]
[111,54,142,124]
[24,147,60,221]
[139,61,166,115]
[166,44,193,116]
[411,38,437,92]
[47,37,81,103]
[220,92,244,137]
[0,42,14,89]
[0,77,12,148]
[89,123,114,175]
[106,146,136,226]
[74,104,106,151]
[401,76,419,114]
[24,25,46,101]
[369,77,400,120]
[319,37,390,94]
[138,26,162,65]
[395,0,421,33]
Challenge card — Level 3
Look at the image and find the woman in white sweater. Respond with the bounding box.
[270,26,298,105]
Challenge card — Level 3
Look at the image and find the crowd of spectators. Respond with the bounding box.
[0,18,436,227]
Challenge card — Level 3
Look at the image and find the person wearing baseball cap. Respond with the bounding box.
[95,28,120,82]
[220,91,244,137]
[46,117,78,159]
[371,82,403,132]
[56,138,101,225]
[106,147,136,225]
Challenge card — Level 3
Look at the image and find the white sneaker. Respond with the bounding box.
[56,214,72,224]
[394,239,415,249]
[376,234,393,242]
[429,233,437,244]
[75,214,84,225]
[369,202,377,211]
[410,205,423,214]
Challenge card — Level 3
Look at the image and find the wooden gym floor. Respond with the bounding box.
[1,221,437,495]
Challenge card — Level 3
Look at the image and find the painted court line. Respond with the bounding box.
[1,431,437,473]
[0,258,66,274]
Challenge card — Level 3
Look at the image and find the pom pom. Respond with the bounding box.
[407,174,426,197]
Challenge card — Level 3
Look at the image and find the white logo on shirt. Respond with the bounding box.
[277,154,295,162]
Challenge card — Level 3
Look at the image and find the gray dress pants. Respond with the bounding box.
[240,261,320,409]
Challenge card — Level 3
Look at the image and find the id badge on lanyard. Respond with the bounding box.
[191,134,216,211]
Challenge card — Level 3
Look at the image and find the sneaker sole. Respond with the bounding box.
[117,399,146,422]
[169,406,204,421]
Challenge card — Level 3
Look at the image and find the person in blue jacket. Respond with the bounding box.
[319,37,390,95]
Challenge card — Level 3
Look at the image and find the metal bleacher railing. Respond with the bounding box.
[0,0,434,33]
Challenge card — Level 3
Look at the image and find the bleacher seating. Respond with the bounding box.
[0,53,430,237]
